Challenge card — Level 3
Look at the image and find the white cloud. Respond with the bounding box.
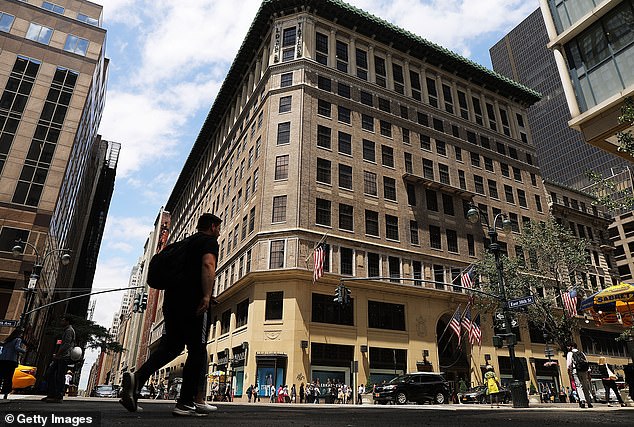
[104,215,154,244]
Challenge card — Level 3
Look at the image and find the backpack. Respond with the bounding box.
[572,350,589,372]
[147,235,196,290]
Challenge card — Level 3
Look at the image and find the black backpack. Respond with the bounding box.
[147,235,196,290]
[572,350,589,372]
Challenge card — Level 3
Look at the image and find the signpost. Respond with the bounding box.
[507,295,535,310]
[0,319,18,327]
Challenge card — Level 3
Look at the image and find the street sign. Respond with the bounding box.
[0,319,18,327]
[507,295,535,309]
[495,312,519,329]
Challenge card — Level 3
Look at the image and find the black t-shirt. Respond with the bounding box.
[164,232,219,315]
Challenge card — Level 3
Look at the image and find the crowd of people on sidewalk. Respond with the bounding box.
[242,379,365,404]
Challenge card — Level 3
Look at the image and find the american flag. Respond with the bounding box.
[313,244,325,284]
[562,288,578,317]
[449,306,462,345]
[461,305,472,332]
[461,266,475,289]
[469,314,482,346]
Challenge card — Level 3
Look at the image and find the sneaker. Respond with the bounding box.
[621,403,627,407]
[579,402,586,408]
[119,372,138,412]
[587,403,593,408]
[194,402,217,414]
[172,402,208,417]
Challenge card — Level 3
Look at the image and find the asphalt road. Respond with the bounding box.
[1,396,632,427]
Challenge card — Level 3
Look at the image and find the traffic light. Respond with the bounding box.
[334,285,343,304]
[343,286,351,305]
[133,294,141,312]
[493,335,503,348]
[140,292,148,311]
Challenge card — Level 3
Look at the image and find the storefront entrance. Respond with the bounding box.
[436,314,470,389]
[255,354,287,397]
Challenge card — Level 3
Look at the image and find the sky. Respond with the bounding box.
[79,0,541,388]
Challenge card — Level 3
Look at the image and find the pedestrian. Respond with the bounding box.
[43,314,75,403]
[254,383,260,402]
[484,365,500,408]
[358,383,365,405]
[64,371,73,395]
[246,384,253,403]
[559,386,567,403]
[598,356,626,407]
[0,328,25,399]
[119,213,221,417]
[291,384,296,403]
[313,383,320,404]
[566,342,593,408]
[299,382,305,404]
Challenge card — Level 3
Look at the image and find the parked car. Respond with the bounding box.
[94,384,118,398]
[12,365,36,391]
[373,372,450,405]
[460,385,511,404]
[139,386,151,399]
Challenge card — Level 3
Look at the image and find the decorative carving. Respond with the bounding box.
[416,315,427,337]
[265,330,282,340]
[296,21,303,58]
[274,26,280,63]
[296,372,305,382]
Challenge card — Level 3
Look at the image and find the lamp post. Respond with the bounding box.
[12,239,71,328]
[466,204,529,408]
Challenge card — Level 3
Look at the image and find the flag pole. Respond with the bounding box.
[304,232,328,268]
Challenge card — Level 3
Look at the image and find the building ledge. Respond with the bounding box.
[402,173,476,199]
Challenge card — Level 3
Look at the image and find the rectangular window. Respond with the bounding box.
[499,107,511,136]
[375,56,386,87]
[426,77,438,108]
[393,63,404,94]
[64,34,89,56]
[517,189,528,208]
[248,207,256,233]
[420,134,431,150]
[429,225,442,249]
[426,189,438,211]
[458,90,469,119]
[265,291,283,320]
[362,139,375,162]
[316,158,331,184]
[423,159,434,180]
[436,140,446,156]
[337,105,351,124]
[472,96,483,125]
[317,75,331,91]
[474,175,485,194]
[275,155,289,180]
[404,152,413,174]
[269,240,285,269]
[26,23,53,44]
[282,27,296,61]
[363,171,377,196]
[221,310,231,335]
[504,185,515,204]
[402,128,410,145]
[236,299,249,328]
[381,145,394,167]
[459,170,466,190]
[486,103,497,130]
[535,195,543,212]
[339,203,354,231]
[368,301,405,331]
[513,166,522,182]
[410,70,422,101]
[336,40,348,72]
[400,106,409,120]
[0,12,15,33]
[277,122,290,145]
[417,112,429,127]
[442,84,454,114]
[500,163,510,177]
[360,90,373,106]
[317,125,331,148]
[337,82,351,98]
[367,252,380,277]
[442,193,454,216]
[484,157,494,172]
[470,152,480,167]
[317,99,331,117]
[365,210,379,236]
[383,176,396,201]
[280,72,293,87]
[339,164,353,190]
[361,114,374,131]
[433,118,444,133]
[338,131,352,155]
[467,234,475,256]
[446,229,458,253]
[340,247,354,275]
[380,120,392,138]
[312,293,353,325]
[356,48,368,80]
[410,220,419,245]
[316,198,331,226]
[316,32,328,65]
[407,183,417,206]
[488,179,499,199]
[389,256,400,282]
[413,260,422,281]
[378,97,391,113]
[439,164,450,185]
[42,1,65,14]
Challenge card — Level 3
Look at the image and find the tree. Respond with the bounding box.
[45,314,124,354]
[474,218,588,352]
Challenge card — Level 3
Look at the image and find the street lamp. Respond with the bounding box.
[466,204,529,408]
[12,239,71,328]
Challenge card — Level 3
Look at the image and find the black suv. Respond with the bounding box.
[373,373,450,405]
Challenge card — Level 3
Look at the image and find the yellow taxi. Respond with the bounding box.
[12,365,36,390]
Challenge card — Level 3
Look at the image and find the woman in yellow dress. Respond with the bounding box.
[484,365,501,407]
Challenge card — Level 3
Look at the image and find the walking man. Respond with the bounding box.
[566,342,593,408]
[43,315,75,403]
[120,213,221,417]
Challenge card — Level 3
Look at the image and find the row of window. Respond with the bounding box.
[0,10,91,56]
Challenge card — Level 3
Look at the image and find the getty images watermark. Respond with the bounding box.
[2,412,101,427]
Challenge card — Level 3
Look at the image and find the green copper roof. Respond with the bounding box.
[166,0,541,211]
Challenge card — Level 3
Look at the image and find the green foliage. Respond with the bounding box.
[586,170,634,212]
[474,218,588,352]
[45,314,124,354]
[617,97,634,156]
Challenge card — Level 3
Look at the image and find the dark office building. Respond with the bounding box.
[489,8,629,189]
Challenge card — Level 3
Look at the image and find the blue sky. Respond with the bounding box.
[80,0,541,387]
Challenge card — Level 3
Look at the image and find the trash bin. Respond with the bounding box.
[510,380,529,408]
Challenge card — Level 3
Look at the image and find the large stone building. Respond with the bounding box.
[0,0,108,346]
[129,0,627,400]
[539,0,634,160]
